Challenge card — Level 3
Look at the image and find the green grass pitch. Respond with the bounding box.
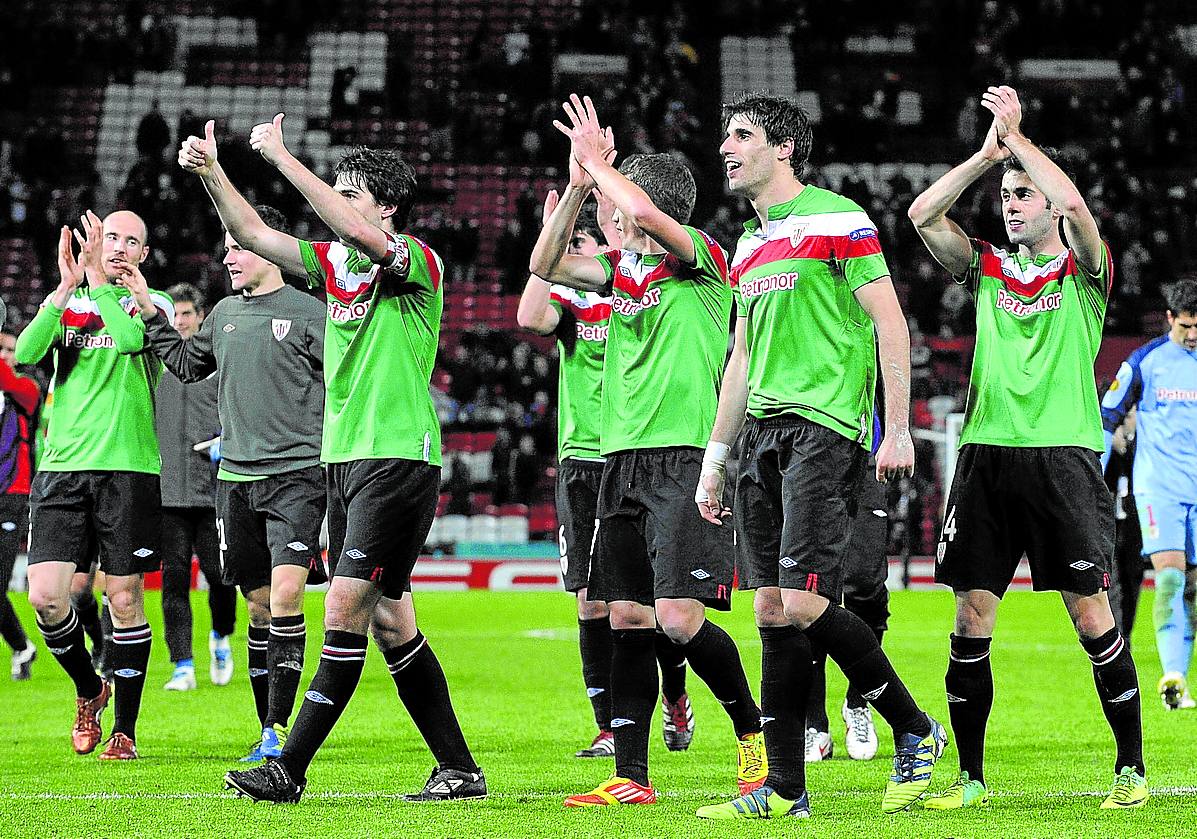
[1,589,1193,837]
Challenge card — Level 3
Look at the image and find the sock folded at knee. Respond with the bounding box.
[279,630,367,780]
[267,614,307,729]
[680,620,760,738]
[383,631,479,773]
[945,634,993,785]
[1082,627,1145,777]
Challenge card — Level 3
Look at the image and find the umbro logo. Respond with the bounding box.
[114,668,143,678]
[946,692,966,703]
[346,549,367,560]
[278,661,304,671]
[305,690,334,705]
[430,780,464,795]
[287,541,309,551]
[1069,560,1094,571]
[861,682,889,702]
[249,668,269,677]
[586,687,606,698]
[1110,688,1138,703]
[610,717,635,728]
[690,569,711,580]
[132,548,154,558]
[223,323,235,332]
[779,557,797,569]
[760,715,776,725]
[48,646,71,655]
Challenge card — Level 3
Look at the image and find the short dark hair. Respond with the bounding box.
[166,282,205,313]
[333,145,418,230]
[1002,145,1069,177]
[574,201,602,244]
[618,153,696,225]
[721,92,814,178]
[253,204,289,234]
[1165,279,1197,316]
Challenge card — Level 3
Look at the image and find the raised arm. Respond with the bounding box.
[907,120,1008,277]
[16,227,82,364]
[696,319,749,524]
[516,189,564,335]
[854,277,915,482]
[982,86,1104,274]
[179,120,307,277]
[555,94,697,265]
[250,113,393,267]
[529,183,609,292]
[68,211,147,355]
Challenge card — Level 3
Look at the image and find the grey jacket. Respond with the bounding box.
[143,285,325,476]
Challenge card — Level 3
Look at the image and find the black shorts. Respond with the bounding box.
[215,466,328,590]
[29,470,162,577]
[734,415,866,598]
[555,458,604,593]
[843,464,890,632]
[588,448,734,610]
[326,458,439,600]
[0,494,29,586]
[935,445,1113,597]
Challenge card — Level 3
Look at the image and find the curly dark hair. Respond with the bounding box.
[333,146,418,230]
[253,204,289,234]
[721,92,814,178]
[618,153,696,225]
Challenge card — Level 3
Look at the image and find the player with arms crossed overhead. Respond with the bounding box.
[1099,279,1197,711]
[695,92,944,821]
[177,116,484,804]
[121,206,327,763]
[17,210,172,760]
[908,85,1147,810]
[532,95,766,809]
[518,189,695,760]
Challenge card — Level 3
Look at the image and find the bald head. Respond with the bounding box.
[101,210,150,277]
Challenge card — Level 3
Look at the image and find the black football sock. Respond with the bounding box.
[99,596,114,674]
[945,634,993,784]
[279,631,367,779]
[266,614,306,729]
[110,623,152,740]
[611,628,657,786]
[655,627,688,704]
[72,589,104,652]
[247,625,270,727]
[804,605,929,738]
[845,627,884,709]
[383,632,479,773]
[1082,628,1145,776]
[760,625,810,800]
[578,617,613,729]
[37,610,103,699]
[680,620,760,738]
[806,641,830,731]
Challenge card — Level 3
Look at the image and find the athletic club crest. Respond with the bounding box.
[789,223,808,248]
[271,319,292,341]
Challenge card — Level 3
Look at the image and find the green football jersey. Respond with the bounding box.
[14,284,172,473]
[957,238,1110,450]
[593,226,731,454]
[548,286,609,461]
[731,186,889,447]
[299,233,443,466]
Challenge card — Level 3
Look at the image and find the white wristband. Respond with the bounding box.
[701,441,731,471]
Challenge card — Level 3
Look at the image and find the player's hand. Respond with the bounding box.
[541,188,560,227]
[978,118,1012,163]
[73,210,107,287]
[111,259,155,316]
[980,86,1022,141]
[554,94,614,171]
[179,120,218,177]
[695,468,730,525]
[250,113,290,167]
[875,428,915,483]
[55,226,85,292]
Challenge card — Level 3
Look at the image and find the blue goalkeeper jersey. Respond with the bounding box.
[1100,335,1197,502]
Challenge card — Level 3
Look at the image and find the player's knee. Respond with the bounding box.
[269,580,306,614]
[576,591,609,620]
[323,592,372,634]
[753,587,786,626]
[781,590,826,629]
[655,601,704,643]
[28,585,67,618]
[608,601,655,631]
[105,587,143,624]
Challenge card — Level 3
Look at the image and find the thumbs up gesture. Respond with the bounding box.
[179,119,218,177]
[250,112,290,167]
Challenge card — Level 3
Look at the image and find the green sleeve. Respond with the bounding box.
[955,239,984,294]
[683,227,729,285]
[14,302,64,365]
[297,240,325,289]
[92,284,146,354]
[843,252,890,291]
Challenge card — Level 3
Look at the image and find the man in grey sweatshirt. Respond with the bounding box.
[121,205,326,763]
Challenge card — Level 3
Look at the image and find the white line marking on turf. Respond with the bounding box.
[5,787,1196,802]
